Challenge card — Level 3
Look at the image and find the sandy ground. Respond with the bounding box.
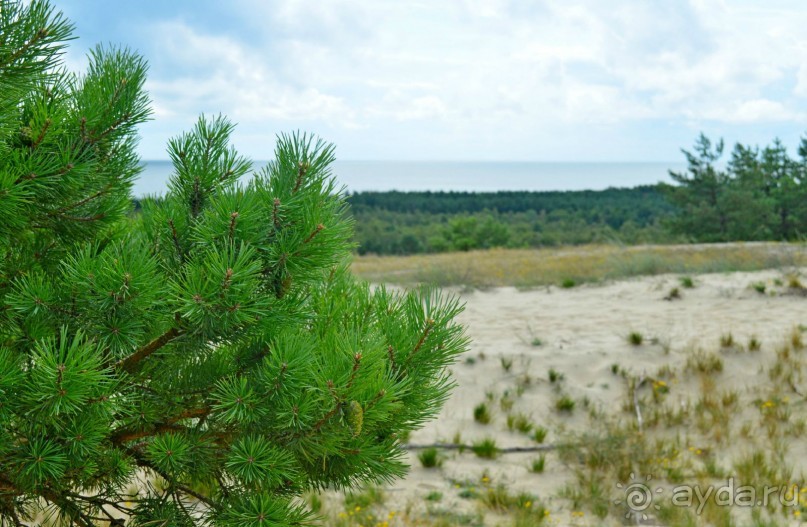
[340,268,807,526]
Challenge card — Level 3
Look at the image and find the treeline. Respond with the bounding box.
[348,134,807,254]
[132,186,678,254]
[663,134,807,242]
[132,133,807,255]
[347,187,678,254]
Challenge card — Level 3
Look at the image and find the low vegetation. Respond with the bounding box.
[351,242,806,288]
[315,316,807,527]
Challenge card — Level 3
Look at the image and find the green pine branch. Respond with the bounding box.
[0,1,468,525]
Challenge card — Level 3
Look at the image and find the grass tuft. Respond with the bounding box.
[791,327,804,350]
[418,447,442,468]
[345,486,385,509]
[532,426,548,443]
[471,438,499,459]
[425,490,443,502]
[530,455,546,473]
[500,356,514,372]
[506,412,533,434]
[555,395,576,413]
[664,287,682,300]
[685,349,724,374]
[473,402,492,425]
[627,331,644,346]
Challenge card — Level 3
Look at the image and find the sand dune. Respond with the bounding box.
[339,268,807,526]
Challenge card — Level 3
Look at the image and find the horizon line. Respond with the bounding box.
[139,159,686,164]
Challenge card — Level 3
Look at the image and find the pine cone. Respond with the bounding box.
[345,400,363,437]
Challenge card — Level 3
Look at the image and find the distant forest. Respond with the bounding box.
[131,134,807,255]
[347,187,676,254]
[348,133,807,254]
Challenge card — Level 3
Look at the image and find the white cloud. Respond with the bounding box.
[393,96,448,121]
[110,0,807,158]
[699,99,801,123]
[794,64,807,98]
[733,100,795,123]
[144,22,356,125]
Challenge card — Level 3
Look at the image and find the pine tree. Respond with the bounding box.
[664,133,732,242]
[759,138,807,239]
[0,2,468,525]
[725,143,774,240]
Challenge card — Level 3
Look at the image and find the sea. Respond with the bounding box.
[134,160,687,197]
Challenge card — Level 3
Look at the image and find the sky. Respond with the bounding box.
[55,0,807,162]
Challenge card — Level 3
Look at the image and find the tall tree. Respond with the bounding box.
[664,134,732,241]
[0,2,467,525]
[725,143,774,240]
[760,138,805,239]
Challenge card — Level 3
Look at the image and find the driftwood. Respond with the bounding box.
[402,442,558,453]
[633,374,645,433]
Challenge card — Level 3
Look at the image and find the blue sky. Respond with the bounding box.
[56,0,807,162]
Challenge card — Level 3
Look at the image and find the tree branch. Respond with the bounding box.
[411,318,434,357]
[56,213,107,222]
[0,473,19,495]
[48,183,112,216]
[128,449,217,509]
[110,405,211,444]
[168,219,185,264]
[0,28,47,69]
[31,118,51,149]
[116,326,181,373]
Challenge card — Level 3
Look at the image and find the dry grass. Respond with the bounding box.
[314,324,807,527]
[351,242,807,288]
[331,248,807,526]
